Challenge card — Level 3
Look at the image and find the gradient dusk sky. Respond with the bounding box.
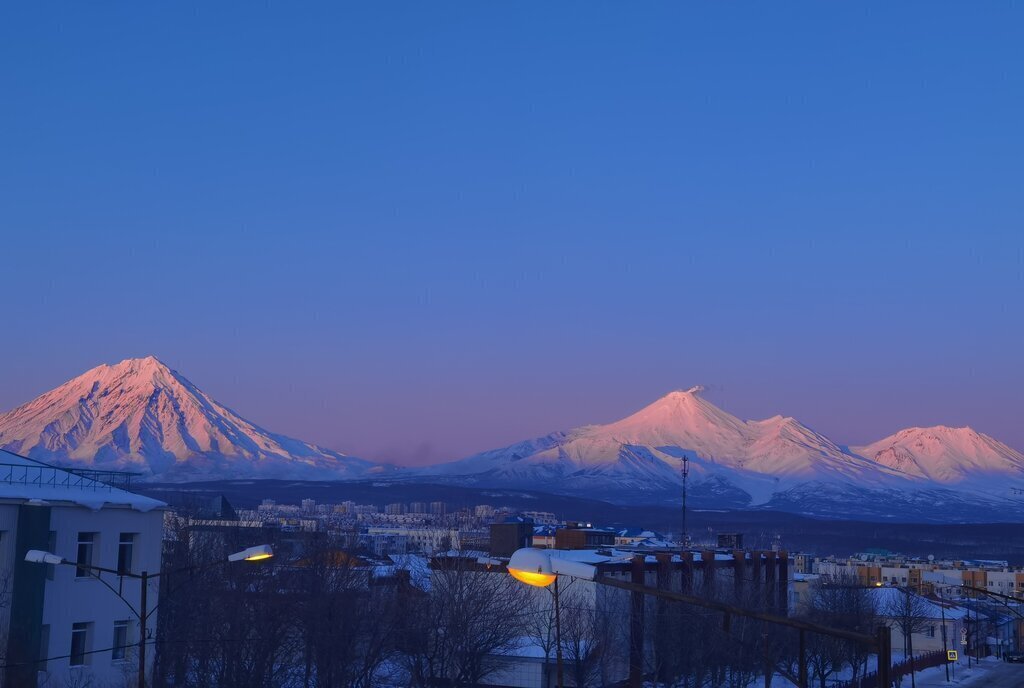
[1,3,1022,465]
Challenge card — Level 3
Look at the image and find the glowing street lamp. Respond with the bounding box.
[228,544,274,562]
[508,547,597,585]
[507,549,597,688]
[26,544,274,688]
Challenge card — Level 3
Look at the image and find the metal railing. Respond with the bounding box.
[0,462,141,492]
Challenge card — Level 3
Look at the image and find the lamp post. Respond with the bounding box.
[507,548,597,688]
[26,544,274,688]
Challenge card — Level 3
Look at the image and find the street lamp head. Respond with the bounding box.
[228,544,274,562]
[507,548,598,587]
[25,550,64,566]
[508,548,557,587]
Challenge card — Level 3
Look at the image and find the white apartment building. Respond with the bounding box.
[366,527,459,554]
[0,451,165,688]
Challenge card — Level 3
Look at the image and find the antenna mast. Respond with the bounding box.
[681,454,690,549]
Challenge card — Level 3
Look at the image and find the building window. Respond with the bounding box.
[118,533,136,575]
[76,533,97,578]
[927,626,936,638]
[112,620,130,661]
[70,623,90,666]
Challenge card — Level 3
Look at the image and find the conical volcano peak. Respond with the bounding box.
[0,358,381,480]
[118,354,166,369]
[656,386,706,402]
[77,355,183,396]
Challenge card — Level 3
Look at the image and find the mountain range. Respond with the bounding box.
[2,357,1022,521]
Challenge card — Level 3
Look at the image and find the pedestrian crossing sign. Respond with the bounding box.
[947,650,958,661]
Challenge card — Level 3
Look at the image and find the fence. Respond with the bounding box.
[0,462,140,491]
[837,650,946,688]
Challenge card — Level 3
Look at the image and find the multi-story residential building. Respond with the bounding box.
[811,553,1024,597]
[361,532,409,556]
[365,527,459,554]
[521,511,558,525]
[0,451,165,688]
[555,526,616,550]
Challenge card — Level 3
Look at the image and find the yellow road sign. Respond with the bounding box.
[947,650,958,661]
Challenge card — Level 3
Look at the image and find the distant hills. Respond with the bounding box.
[2,357,1022,522]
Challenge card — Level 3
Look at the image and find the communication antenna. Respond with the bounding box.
[681,454,690,549]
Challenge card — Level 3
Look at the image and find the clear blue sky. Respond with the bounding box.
[1,2,1021,465]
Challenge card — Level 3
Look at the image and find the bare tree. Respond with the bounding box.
[557,582,607,688]
[884,588,933,688]
[153,519,300,688]
[288,546,399,687]
[398,556,531,687]
[523,589,558,688]
[803,575,878,688]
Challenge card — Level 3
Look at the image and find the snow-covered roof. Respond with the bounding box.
[529,548,741,565]
[871,587,969,620]
[0,450,165,512]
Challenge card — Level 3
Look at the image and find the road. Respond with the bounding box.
[975,662,1024,688]
[913,659,1024,688]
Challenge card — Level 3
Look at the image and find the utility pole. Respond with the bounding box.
[138,571,148,688]
[553,576,563,688]
[939,586,950,682]
[680,454,690,549]
[905,586,917,688]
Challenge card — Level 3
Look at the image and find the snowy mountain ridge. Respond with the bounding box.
[853,425,1024,484]
[420,387,1024,519]
[0,356,385,480]
[2,359,1022,521]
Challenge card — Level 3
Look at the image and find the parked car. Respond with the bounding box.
[1005,652,1024,663]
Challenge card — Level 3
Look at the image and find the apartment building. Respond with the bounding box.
[812,553,1024,597]
[0,450,165,688]
[365,526,460,554]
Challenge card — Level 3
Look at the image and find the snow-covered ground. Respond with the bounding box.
[912,655,1019,687]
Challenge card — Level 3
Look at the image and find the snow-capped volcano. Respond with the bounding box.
[0,356,383,480]
[423,387,903,501]
[420,388,1024,520]
[854,426,1024,484]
